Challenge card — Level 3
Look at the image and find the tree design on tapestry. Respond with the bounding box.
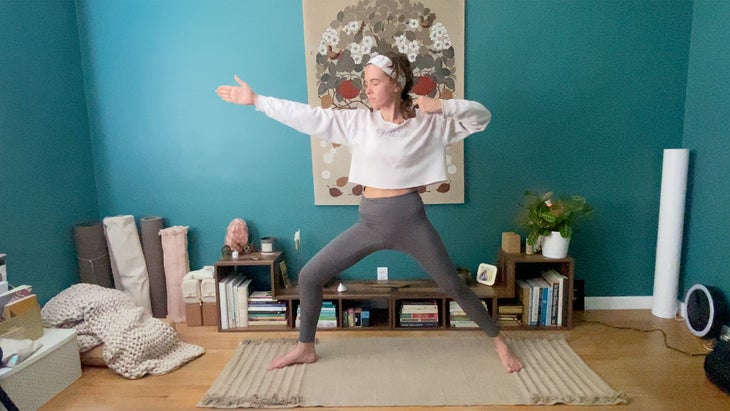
[312,0,461,201]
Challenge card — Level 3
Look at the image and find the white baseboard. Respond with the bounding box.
[584,296,654,310]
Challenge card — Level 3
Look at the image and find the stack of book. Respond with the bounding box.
[248,291,287,326]
[517,269,567,327]
[497,299,524,327]
[342,305,370,328]
[217,274,252,329]
[295,301,337,328]
[448,300,487,328]
[399,300,439,328]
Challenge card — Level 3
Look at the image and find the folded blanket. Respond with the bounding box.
[40,283,204,379]
[183,266,214,280]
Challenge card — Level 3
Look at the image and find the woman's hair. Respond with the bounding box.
[381,51,416,119]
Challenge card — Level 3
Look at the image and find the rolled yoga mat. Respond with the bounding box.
[103,215,153,316]
[652,148,689,319]
[160,226,190,323]
[140,216,168,319]
[73,221,114,288]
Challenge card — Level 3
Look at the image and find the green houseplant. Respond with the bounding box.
[520,191,594,257]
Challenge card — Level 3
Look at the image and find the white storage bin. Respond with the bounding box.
[0,328,81,411]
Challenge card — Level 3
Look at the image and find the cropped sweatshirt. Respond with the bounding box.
[255,95,491,189]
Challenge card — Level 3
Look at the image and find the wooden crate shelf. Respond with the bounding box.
[213,249,574,332]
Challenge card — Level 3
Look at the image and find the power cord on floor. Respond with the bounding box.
[576,317,712,357]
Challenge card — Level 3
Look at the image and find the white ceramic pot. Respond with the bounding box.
[541,231,570,258]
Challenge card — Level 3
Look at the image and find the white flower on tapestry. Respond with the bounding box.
[394,34,421,63]
[317,28,340,55]
[348,36,375,64]
[344,20,362,35]
[429,22,452,51]
[323,150,335,164]
[313,0,458,199]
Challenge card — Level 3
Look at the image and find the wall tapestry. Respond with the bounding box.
[302,0,466,205]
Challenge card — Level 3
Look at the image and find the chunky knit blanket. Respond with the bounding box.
[41,283,205,379]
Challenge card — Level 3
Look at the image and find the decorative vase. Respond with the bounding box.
[541,231,570,258]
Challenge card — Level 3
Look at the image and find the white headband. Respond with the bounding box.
[368,54,395,77]
[367,54,406,88]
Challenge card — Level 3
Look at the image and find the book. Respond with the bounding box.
[528,277,551,326]
[2,294,38,319]
[400,312,439,319]
[249,291,277,301]
[248,304,287,312]
[361,309,370,327]
[543,272,559,326]
[400,301,438,314]
[227,276,245,328]
[0,285,32,320]
[524,278,542,326]
[516,280,532,326]
[247,320,287,326]
[235,278,252,328]
[399,321,439,327]
[401,319,438,325]
[498,299,524,315]
[542,269,567,326]
[218,275,233,330]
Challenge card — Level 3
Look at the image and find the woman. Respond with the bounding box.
[216,52,523,373]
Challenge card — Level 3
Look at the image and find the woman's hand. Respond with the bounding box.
[216,75,257,105]
[414,96,442,114]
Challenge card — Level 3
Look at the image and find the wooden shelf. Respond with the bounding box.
[213,249,574,332]
[497,249,574,329]
[214,251,286,332]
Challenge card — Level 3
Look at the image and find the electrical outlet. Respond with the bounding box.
[377,266,388,281]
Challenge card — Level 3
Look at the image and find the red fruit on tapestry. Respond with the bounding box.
[337,79,360,99]
[336,176,349,187]
[413,75,437,96]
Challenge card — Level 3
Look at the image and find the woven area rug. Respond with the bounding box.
[198,334,627,408]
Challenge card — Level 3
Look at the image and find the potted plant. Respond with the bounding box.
[520,191,594,258]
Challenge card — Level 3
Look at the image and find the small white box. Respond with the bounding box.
[0,328,81,411]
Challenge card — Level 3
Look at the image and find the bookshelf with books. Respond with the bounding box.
[212,249,573,332]
[498,249,574,329]
[214,251,289,331]
[286,282,393,330]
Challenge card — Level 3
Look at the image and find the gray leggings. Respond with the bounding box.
[297,191,500,342]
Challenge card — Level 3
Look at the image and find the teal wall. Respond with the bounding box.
[0,0,98,304]
[6,0,718,307]
[682,1,730,299]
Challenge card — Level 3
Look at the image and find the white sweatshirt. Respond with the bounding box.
[255,95,491,189]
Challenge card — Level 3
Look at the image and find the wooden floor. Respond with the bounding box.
[42,310,729,410]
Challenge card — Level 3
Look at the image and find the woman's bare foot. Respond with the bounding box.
[268,342,318,370]
[494,334,523,373]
